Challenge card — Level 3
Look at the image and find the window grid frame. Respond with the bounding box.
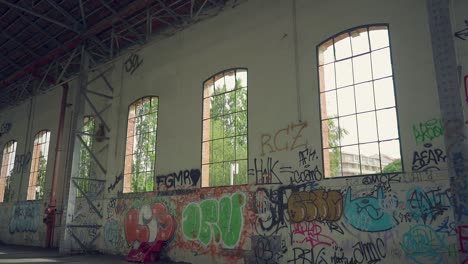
[27,130,51,200]
[123,96,159,193]
[317,24,404,178]
[201,68,249,188]
[0,140,17,203]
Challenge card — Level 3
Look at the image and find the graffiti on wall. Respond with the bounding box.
[260,122,307,156]
[104,219,123,249]
[107,172,123,193]
[406,186,452,224]
[250,235,284,264]
[14,152,31,173]
[401,224,446,264]
[411,143,446,172]
[182,192,245,248]
[287,189,343,223]
[156,169,201,190]
[250,147,322,185]
[344,187,398,232]
[292,222,336,249]
[250,157,283,185]
[413,118,444,144]
[0,121,11,137]
[125,202,175,245]
[284,148,323,185]
[9,201,40,233]
[124,53,143,75]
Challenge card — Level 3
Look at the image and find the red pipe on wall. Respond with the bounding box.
[45,82,69,248]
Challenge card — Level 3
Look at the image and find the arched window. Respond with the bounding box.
[27,130,51,200]
[0,140,17,202]
[123,97,159,193]
[77,116,96,196]
[318,25,402,178]
[202,69,248,187]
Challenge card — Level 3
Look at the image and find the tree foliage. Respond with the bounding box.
[382,159,402,173]
[207,76,248,187]
[131,98,158,192]
[327,119,348,177]
[36,154,47,199]
[77,117,95,196]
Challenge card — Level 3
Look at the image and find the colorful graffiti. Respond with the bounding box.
[125,202,175,245]
[401,224,446,264]
[9,202,40,233]
[287,189,343,223]
[182,192,246,248]
[344,187,398,232]
[292,222,336,248]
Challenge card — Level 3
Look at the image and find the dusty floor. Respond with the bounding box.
[0,243,184,263]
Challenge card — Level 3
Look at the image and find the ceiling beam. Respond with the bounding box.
[78,0,87,28]
[44,0,82,31]
[2,31,39,59]
[0,0,78,33]
[11,8,62,47]
[0,0,157,89]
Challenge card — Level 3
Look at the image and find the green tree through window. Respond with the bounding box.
[27,130,51,200]
[202,69,248,187]
[77,116,96,196]
[124,97,158,193]
[0,140,17,203]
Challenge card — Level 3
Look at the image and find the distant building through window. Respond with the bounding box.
[202,69,248,187]
[27,130,51,200]
[123,97,159,193]
[0,140,17,202]
[318,25,402,177]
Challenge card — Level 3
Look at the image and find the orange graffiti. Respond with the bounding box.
[287,189,343,223]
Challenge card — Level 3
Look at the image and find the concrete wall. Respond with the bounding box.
[0,0,462,263]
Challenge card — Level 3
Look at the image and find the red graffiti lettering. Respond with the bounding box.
[125,203,175,245]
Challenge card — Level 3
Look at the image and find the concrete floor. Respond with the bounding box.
[0,244,182,264]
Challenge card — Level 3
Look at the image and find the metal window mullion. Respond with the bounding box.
[234,72,238,183]
[323,45,390,67]
[331,36,343,177]
[347,32,363,176]
[366,27,384,173]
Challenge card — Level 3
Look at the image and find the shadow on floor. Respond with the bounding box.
[0,243,185,263]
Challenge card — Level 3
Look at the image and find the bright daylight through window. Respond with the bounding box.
[202,69,248,187]
[124,97,159,193]
[318,25,402,178]
[0,140,16,202]
[27,130,51,200]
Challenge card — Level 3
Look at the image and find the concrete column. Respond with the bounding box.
[426,0,468,262]
[59,47,89,254]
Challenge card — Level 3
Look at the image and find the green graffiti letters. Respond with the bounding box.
[182,192,245,247]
